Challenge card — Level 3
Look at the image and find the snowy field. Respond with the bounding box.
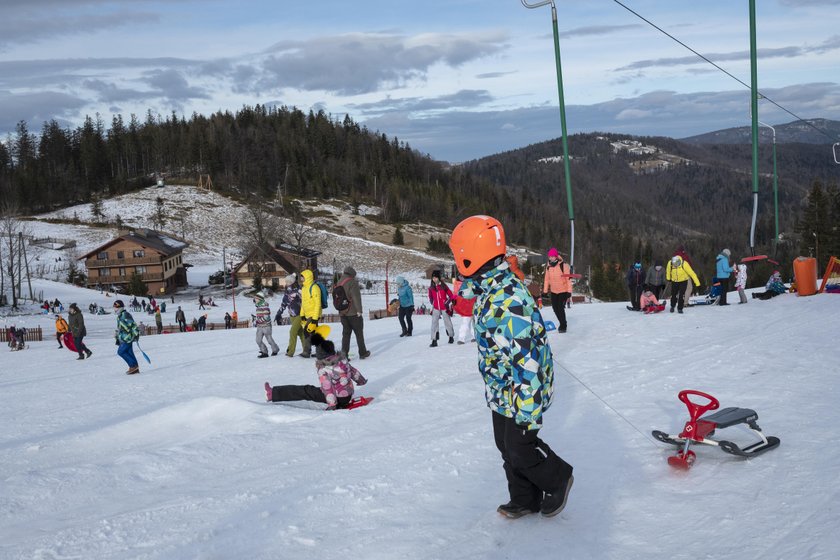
[1,277,838,560]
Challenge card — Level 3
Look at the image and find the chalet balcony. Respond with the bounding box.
[93,272,165,284]
[86,256,163,268]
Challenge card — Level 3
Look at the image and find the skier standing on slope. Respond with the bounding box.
[450,215,574,520]
[113,300,140,374]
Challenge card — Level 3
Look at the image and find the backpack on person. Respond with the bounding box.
[332,279,351,312]
[310,281,328,309]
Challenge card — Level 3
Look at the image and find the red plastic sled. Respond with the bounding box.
[63,333,77,352]
[345,396,374,410]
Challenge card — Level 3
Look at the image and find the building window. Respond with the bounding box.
[265,264,276,272]
[133,249,145,258]
[99,268,111,277]
[119,268,126,277]
[97,251,108,260]
[135,266,146,274]
[116,251,125,259]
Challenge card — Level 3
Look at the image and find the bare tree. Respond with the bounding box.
[277,202,329,269]
[239,202,284,256]
[1,201,22,307]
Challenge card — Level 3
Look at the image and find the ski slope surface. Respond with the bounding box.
[1,279,838,560]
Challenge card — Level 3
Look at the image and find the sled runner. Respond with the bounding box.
[652,390,780,470]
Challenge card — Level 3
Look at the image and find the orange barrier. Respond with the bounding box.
[793,257,817,296]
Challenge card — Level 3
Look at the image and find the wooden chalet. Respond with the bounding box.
[80,228,190,295]
[233,242,321,290]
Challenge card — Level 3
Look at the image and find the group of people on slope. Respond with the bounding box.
[259,267,371,361]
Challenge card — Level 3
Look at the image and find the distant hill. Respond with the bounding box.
[681,118,840,145]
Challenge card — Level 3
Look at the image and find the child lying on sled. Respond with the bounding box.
[264,328,367,410]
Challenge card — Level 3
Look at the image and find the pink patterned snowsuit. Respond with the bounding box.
[316,353,367,409]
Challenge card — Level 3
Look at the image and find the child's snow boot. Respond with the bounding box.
[257,352,269,358]
[430,339,438,347]
[264,382,272,402]
[541,474,574,517]
[448,336,454,344]
[497,501,539,519]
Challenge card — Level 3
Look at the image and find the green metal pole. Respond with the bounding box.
[550,4,575,271]
[772,140,779,253]
[749,0,759,256]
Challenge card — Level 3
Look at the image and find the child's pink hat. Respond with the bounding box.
[547,247,559,258]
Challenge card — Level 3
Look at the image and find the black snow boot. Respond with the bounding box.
[541,474,574,517]
[257,352,269,358]
[497,501,539,519]
[430,339,438,347]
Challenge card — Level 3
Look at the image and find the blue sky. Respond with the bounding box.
[1,0,839,162]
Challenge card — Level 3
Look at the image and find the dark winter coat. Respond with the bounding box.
[337,266,363,316]
[68,309,86,338]
[279,284,302,317]
[626,267,645,289]
[645,265,666,287]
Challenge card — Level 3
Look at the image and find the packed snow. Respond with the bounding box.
[2,275,838,560]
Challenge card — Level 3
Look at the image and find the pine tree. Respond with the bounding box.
[392,225,405,246]
[126,273,148,297]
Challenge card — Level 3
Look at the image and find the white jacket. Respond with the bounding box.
[735,264,747,290]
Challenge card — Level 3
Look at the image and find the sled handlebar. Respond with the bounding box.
[678,390,720,421]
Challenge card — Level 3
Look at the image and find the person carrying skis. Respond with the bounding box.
[68,303,92,360]
[55,313,69,348]
[395,276,414,337]
[666,255,700,313]
[113,300,140,374]
[264,328,367,409]
[449,215,574,520]
[337,266,370,359]
[299,269,323,358]
[542,247,572,333]
[714,249,734,305]
[251,291,279,358]
[428,270,455,347]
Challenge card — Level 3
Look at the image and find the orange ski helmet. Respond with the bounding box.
[449,215,506,277]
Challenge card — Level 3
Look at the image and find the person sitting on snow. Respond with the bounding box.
[752,271,786,300]
[264,327,367,410]
[639,289,664,313]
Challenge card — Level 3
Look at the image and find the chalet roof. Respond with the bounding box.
[233,243,301,274]
[79,228,190,260]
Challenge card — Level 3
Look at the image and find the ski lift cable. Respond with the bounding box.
[610,0,840,147]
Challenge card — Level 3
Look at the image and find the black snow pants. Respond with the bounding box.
[270,384,351,407]
[492,412,573,509]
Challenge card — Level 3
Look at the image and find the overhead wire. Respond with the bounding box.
[610,0,840,144]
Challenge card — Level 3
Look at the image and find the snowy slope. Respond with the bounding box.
[1,278,839,560]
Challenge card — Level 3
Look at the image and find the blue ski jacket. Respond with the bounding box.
[396,276,414,307]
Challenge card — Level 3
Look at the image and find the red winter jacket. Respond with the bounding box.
[428,282,454,311]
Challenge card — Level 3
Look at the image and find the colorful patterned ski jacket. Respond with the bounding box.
[315,352,367,409]
[253,295,272,327]
[459,261,554,431]
[116,309,139,343]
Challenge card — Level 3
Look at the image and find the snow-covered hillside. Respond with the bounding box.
[1,277,838,560]
[24,185,454,282]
